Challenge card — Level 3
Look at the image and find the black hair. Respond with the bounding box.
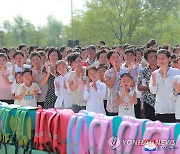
[144,49,157,61]
[15,72,22,78]
[0,53,8,60]
[124,48,136,56]
[146,39,157,48]
[47,47,62,60]
[67,52,82,66]
[38,51,46,57]
[120,73,133,80]
[87,45,96,51]
[97,64,108,70]
[135,48,143,56]
[173,47,179,53]
[96,50,107,60]
[157,49,171,58]
[28,45,37,54]
[59,46,66,53]
[86,65,97,77]
[0,48,6,54]
[171,54,177,60]
[18,44,27,50]
[22,68,33,76]
[13,51,24,58]
[30,52,41,59]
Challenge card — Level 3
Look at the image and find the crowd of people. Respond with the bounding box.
[0,39,179,123]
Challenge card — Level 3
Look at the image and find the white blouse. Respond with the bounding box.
[83,80,106,114]
[169,75,180,119]
[149,67,180,114]
[54,73,73,108]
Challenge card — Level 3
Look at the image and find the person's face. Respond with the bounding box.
[72,57,83,70]
[157,53,170,68]
[30,56,41,68]
[49,51,58,63]
[115,47,124,57]
[124,52,135,64]
[62,50,67,58]
[136,51,142,62]
[88,69,98,82]
[81,51,87,61]
[40,56,46,66]
[56,63,67,76]
[98,52,107,65]
[8,50,15,60]
[174,49,180,56]
[170,61,178,68]
[22,72,33,84]
[120,76,132,89]
[14,54,24,66]
[0,57,7,68]
[147,52,157,65]
[109,53,120,67]
[87,48,95,59]
[21,47,27,57]
[98,67,106,79]
[16,74,23,84]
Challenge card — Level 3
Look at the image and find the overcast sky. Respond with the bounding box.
[0,0,86,27]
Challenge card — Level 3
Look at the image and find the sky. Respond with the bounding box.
[0,0,86,27]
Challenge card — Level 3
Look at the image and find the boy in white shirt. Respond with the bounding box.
[84,66,106,114]
[54,60,72,109]
[17,68,41,107]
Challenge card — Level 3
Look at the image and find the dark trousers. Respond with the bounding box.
[156,113,176,123]
[37,102,44,108]
[176,119,180,123]
[134,98,141,119]
[103,100,108,115]
[0,100,14,105]
[106,111,118,116]
[144,102,156,121]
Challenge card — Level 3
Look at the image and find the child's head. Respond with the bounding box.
[86,66,99,82]
[13,51,25,66]
[30,52,41,68]
[120,73,133,89]
[97,64,107,80]
[22,68,33,85]
[56,60,67,76]
[173,47,180,56]
[0,53,7,68]
[157,49,171,68]
[124,48,136,64]
[15,72,23,84]
[67,52,83,70]
[96,50,107,65]
[107,50,121,68]
[18,44,28,58]
[146,39,158,50]
[87,45,96,59]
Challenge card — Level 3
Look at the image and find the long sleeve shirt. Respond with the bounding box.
[149,68,180,114]
[84,80,106,114]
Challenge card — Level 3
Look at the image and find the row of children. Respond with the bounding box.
[0,39,179,123]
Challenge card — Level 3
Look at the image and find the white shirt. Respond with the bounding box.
[54,73,73,108]
[84,80,106,114]
[118,89,135,117]
[17,82,41,107]
[149,67,180,114]
[11,81,21,105]
[169,75,180,119]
